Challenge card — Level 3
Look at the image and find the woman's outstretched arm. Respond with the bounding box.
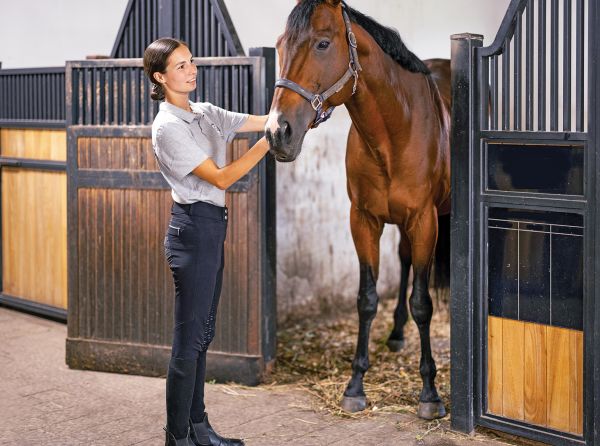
[191,136,269,190]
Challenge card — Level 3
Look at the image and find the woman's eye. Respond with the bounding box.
[317,41,330,50]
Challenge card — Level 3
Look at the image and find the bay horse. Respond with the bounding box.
[265,0,451,419]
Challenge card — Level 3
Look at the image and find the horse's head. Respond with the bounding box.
[266,0,361,162]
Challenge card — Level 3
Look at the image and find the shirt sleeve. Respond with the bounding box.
[206,103,249,142]
[155,122,208,181]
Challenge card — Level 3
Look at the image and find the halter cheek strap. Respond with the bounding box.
[275,6,362,128]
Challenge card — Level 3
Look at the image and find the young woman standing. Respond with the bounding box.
[144,38,269,446]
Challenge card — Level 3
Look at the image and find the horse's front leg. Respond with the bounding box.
[341,207,383,413]
[407,206,447,420]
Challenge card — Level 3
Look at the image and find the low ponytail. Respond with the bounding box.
[151,83,165,101]
[143,37,187,102]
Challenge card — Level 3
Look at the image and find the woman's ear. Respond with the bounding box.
[153,72,165,84]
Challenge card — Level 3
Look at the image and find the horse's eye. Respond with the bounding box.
[317,40,330,50]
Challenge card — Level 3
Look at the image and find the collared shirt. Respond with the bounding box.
[151,101,248,206]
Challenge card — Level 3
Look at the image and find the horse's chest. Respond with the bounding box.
[346,168,391,220]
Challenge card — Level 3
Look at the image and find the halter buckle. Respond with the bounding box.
[311,95,323,111]
[348,31,358,49]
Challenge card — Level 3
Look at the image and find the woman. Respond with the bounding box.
[143,38,269,446]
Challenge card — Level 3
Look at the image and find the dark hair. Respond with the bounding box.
[143,38,188,101]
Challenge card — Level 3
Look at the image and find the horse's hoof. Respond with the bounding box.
[340,395,368,413]
[417,401,447,420]
[386,338,405,352]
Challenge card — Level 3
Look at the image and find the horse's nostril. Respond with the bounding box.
[282,121,292,141]
[265,129,274,147]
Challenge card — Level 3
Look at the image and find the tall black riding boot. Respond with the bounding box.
[189,413,244,446]
[165,357,197,445]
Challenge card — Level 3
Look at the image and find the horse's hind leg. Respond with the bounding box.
[340,207,383,413]
[407,206,446,419]
[387,227,411,352]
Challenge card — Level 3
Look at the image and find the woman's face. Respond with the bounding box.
[154,45,197,97]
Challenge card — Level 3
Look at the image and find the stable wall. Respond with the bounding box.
[0,0,511,316]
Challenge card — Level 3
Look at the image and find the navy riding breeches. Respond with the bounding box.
[164,200,228,360]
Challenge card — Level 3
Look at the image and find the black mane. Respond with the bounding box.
[283,1,430,75]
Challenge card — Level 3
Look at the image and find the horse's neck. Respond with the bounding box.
[344,35,429,151]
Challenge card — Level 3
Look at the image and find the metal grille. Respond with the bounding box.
[0,68,65,126]
[480,0,588,132]
[68,59,254,126]
[111,0,243,58]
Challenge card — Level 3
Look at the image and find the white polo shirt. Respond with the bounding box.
[151,101,248,206]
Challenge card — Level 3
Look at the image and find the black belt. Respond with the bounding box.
[173,200,228,221]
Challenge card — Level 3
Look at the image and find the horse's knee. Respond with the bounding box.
[357,264,378,319]
[409,287,433,326]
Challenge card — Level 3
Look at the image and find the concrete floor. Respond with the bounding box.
[0,306,542,446]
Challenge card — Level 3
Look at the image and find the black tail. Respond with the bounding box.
[433,213,450,299]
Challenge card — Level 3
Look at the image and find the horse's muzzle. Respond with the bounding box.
[265,119,300,162]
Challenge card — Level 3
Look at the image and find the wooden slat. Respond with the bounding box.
[502,318,524,420]
[0,128,66,161]
[524,322,547,425]
[488,316,503,415]
[77,136,157,171]
[547,325,571,431]
[571,330,584,434]
[2,168,67,308]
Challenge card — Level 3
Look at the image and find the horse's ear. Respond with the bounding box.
[325,0,342,6]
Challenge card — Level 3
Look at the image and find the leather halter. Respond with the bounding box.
[275,6,362,128]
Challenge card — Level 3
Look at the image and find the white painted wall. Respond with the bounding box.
[0,0,511,316]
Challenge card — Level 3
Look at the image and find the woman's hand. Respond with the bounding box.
[236,115,268,133]
[191,137,269,190]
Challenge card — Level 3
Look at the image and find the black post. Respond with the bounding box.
[450,32,483,435]
[589,0,600,443]
[249,47,277,366]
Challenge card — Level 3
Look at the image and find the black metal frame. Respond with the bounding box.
[451,0,599,444]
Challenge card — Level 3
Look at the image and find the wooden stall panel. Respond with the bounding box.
[2,168,67,308]
[487,317,583,435]
[76,188,173,344]
[78,137,158,170]
[0,129,66,161]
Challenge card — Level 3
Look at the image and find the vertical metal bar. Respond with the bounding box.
[481,58,490,131]
[134,0,139,57]
[563,0,572,130]
[204,0,210,56]
[212,12,218,56]
[191,0,197,56]
[538,0,547,130]
[526,0,534,130]
[140,0,147,53]
[502,40,511,130]
[232,65,239,112]
[576,0,585,131]
[514,14,522,130]
[550,0,559,130]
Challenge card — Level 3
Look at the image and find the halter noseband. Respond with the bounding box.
[275,6,362,128]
